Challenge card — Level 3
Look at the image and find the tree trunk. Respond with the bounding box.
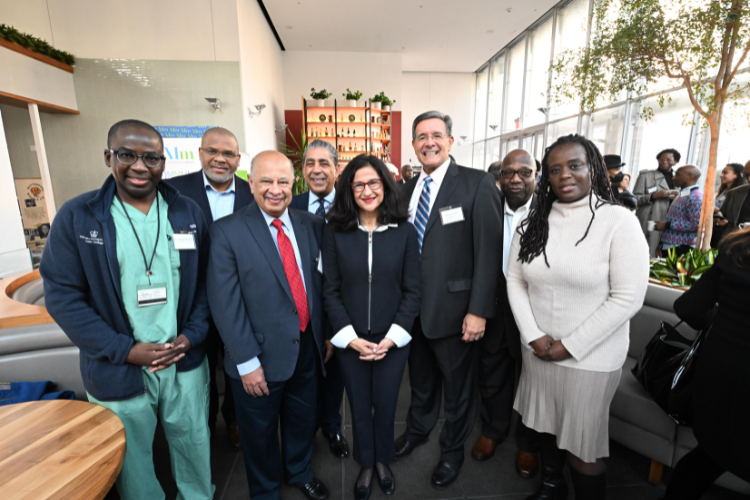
[696,114,722,251]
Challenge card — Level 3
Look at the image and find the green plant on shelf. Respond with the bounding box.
[278,129,309,196]
[0,24,75,66]
[310,88,332,100]
[649,247,717,288]
[343,89,363,101]
[370,91,395,107]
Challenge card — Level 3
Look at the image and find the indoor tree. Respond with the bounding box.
[550,0,750,250]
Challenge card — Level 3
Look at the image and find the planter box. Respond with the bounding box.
[371,102,381,110]
[346,99,358,107]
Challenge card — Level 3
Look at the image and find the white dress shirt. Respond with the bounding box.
[203,172,236,221]
[503,196,534,277]
[307,188,336,215]
[408,158,451,224]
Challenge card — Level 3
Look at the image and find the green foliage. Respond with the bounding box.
[343,88,363,100]
[0,24,75,66]
[279,129,309,195]
[370,91,396,106]
[310,88,332,100]
[649,247,718,288]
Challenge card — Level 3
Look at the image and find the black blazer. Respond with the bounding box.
[289,191,311,212]
[323,222,421,337]
[484,193,537,362]
[164,170,253,225]
[400,161,503,339]
[719,184,750,236]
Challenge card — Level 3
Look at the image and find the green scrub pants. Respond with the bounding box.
[88,357,214,500]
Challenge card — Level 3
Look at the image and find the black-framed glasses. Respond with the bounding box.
[109,148,166,168]
[202,147,238,160]
[500,168,534,180]
[351,179,382,193]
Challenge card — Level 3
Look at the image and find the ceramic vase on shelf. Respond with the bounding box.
[347,100,358,107]
[371,101,381,110]
[382,105,391,112]
[316,99,326,107]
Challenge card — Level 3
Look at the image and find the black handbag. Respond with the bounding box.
[631,321,708,426]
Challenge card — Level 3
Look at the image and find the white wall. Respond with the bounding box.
[283,51,402,111]
[401,72,475,168]
[0,46,78,111]
[236,0,286,158]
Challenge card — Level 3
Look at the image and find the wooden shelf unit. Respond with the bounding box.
[303,97,393,164]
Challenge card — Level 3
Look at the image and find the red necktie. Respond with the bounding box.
[271,219,310,332]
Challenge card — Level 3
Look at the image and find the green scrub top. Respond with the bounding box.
[111,192,181,344]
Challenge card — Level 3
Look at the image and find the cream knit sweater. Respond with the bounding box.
[507,196,649,372]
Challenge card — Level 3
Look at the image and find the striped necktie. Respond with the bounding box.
[414,176,432,253]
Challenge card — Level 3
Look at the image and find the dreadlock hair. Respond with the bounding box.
[517,134,617,267]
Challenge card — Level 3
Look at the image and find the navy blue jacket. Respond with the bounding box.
[40,176,211,401]
[164,170,253,225]
[207,203,326,382]
[289,191,311,212]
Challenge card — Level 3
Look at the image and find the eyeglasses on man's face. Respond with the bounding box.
[109,148,166,169]
[203,147,239,160]
[351,179,382,193]
[500,168,535,180]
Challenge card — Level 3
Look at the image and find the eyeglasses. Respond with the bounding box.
[500,168,535,180]
[351,179,382,193]
[203,148,238,160]
[109,148,166,168]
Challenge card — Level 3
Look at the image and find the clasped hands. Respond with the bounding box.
[349,337,395,361]
[530,335,571,362]
[126,334,192,373]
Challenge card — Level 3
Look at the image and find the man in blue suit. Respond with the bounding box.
[165,126,253,450]
[208,150,329,500]
[289,139,349,460]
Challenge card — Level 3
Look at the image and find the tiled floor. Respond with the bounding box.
[105,369,745,500]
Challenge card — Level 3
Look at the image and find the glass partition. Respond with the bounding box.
[473,141,486,169]
[487,53,506,138]
[504,38,527,133]
[474,66,489,142]
[550,0,589,120]
[523,17,554,128]
[546,117,579,144]
[585,104,627,157]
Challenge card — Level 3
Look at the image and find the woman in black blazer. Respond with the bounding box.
[323,155,420,500]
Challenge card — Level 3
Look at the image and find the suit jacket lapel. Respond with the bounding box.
[244,204,295,304]
[191,172,215,225]
[424,162,460,236]
[289,209,314,313]
[234,175,252,211]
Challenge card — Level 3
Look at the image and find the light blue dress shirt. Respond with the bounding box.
[203,172,236,221]
[307,188,336,215]
[237,207,308,376]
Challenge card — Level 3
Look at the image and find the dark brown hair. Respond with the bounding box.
[718,226,750,268]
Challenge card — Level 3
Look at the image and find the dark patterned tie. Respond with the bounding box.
[271,219,309,331]
[315,198,326,217]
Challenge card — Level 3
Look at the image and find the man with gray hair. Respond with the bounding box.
[395,110,503,488]
[289,139,350,460]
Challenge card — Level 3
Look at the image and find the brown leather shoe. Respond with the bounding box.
[227,421,242,451]
[515,449,539,479]
[471,435,497,461]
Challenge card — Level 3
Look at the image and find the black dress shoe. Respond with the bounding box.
[394,433,428,459]
[432,459,463,489]
[321,431,349,459]
[376,465,395,495]
[299,477,329,500]
[354,483,371,500]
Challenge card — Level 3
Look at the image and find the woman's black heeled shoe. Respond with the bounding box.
[354,483,371,500]
[376,464,396,495]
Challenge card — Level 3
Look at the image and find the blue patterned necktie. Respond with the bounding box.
[414,177,432,253]
[315,198,326,217]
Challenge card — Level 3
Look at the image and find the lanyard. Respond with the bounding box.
[116,193,160,285]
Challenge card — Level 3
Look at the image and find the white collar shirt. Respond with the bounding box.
[408,158,451,225]
[503,196,534,277]
[307,188,336,215]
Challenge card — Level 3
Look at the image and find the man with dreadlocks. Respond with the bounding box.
[506,135,649,500]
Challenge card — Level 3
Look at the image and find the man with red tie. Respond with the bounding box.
[207,151,329,500]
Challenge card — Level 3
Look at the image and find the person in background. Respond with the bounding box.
[654,165,703,257]
[621,173,631,190]
[165,126,252,450]
[386,163,399,181]
[633,148,682,256]
[396,111,503,488]
[716,160,750,240]
[399,164,413,185]
[473,151,541,481]
[662,227,750,500]
[711,163,747,247]
[488,161,503,191]
[604,155,637,209]
[289,139,349,460]
[208,151,330,500]
[41,119,214,500]
[323,155,420,500]
[508,134,648,500]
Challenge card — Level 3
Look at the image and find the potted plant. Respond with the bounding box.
[649,247,717,290]
[309,88,331,107]
[343,88,363,107]
[279,129,309,195]
[371,91,396,111]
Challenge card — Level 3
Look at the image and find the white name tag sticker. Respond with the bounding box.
[439,206,465,225]
[647,186,658,194]
[137,283,167,307]
[172,233,196,250]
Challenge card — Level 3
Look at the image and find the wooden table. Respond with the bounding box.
[0,400,126,500]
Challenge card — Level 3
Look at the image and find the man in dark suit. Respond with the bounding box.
[395,111,503,488]
[207,150,329,500]
[165,127,253,450]
[472,151,541,479]
[289,139,349,460]
[398,164,413,185]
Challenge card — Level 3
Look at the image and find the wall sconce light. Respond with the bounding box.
[538,107,550,117]
[205,97,221,112]
[488,125,498,132]
[275,124,289,132]
[460,135,468,141]
[248,104,266,118]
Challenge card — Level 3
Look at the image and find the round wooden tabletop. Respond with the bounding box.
[0,400,126,500]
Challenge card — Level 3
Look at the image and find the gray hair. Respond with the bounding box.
[250,151,294,179]
[303,139,338,166]
[487,161,503,182]
[412,111,453,140]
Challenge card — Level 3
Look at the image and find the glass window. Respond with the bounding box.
[486,137,501,166]
[585,104,627,157]
[487,53,506,138]
[546,116,579,144]
[533,132,545,162]
[504,37,527,133]
[550,0,589,121]
[507,136,520,152]
[473,141,486,169]
[474,66,489,142]
[523,17,554,128]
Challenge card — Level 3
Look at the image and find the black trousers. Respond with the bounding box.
[230,327,318,500]
[405,316,480,463]
[664,445,727,500]
[207,326,236,430]
[337,333,410,468]
[316,348,345,435]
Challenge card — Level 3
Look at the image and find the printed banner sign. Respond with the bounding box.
[154,126,249,180]
[15,178,50,261]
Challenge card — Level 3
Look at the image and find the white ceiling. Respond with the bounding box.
[264,0,559,73]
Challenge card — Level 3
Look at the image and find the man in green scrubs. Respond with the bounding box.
[41,119,214,500]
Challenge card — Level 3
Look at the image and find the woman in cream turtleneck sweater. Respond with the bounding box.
[507,135,649,500]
